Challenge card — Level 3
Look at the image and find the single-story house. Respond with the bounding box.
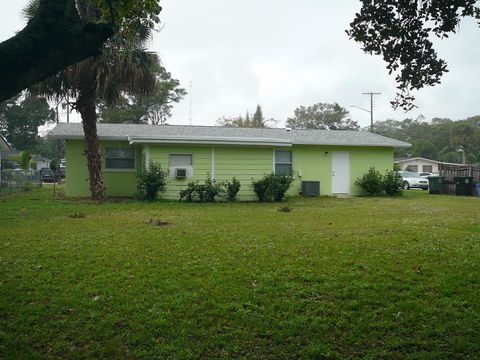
[394,157,463,173]
[0,133,12,184]
[31,155,51,171]
[48,123,411,200]
[0,133,10,152]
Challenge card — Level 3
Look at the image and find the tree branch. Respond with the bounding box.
[0,0,113,103]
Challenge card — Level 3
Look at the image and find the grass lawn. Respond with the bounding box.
[1,188,479,359]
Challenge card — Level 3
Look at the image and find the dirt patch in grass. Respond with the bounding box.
[145,218,171,226]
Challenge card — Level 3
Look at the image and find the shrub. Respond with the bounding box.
[383,170,403,196]
[179,176,222,202]
[136,162,168,201]
[252,173,294,202]
[223,177,241,201]
[355,167,384,196]
[251,177,270,202]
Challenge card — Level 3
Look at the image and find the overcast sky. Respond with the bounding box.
[2,0,480,129]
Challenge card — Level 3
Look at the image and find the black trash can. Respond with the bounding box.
[428,176,446,194]
[454,176,474,196]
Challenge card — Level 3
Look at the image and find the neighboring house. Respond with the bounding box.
[31,155,51,171]
[48,123,410,199]
[394,157,463,173]
[0,133,11,152]
[0,133,12,184]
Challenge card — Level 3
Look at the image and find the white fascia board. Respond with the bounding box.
[293,142,411,148]
[129,136,292,147]
[46,134,128,141]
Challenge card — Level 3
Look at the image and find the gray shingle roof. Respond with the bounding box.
[47,123,411,148]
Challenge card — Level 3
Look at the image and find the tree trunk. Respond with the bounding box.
[77,80,107,201]
[0,0,112,103]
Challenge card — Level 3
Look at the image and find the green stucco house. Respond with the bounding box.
[48,123,410,200]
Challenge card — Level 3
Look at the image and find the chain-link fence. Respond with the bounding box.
[0,170,42,196]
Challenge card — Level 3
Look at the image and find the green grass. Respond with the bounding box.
[1,188,479,359]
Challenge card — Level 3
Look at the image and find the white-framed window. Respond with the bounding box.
[105,147,136,170]
[422,165,433,172]
[275,150,293,174]
[169,154,193,178]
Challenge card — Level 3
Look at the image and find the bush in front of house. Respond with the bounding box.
[383,169,404,196]
[222,177,241,201]
[251,173,294,202]
[136,162,168,201]
[251,176,270,202]
[355,167,384,196]
[179,176,223,202]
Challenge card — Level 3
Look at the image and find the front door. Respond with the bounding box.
[332,151,350,194]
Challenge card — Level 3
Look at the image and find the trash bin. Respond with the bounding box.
[428,176,446,194]
[454,176,474,196]
[476,183,480,197]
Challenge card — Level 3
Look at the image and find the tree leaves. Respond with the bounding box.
[286,103,359,130]
[347,0,480,111]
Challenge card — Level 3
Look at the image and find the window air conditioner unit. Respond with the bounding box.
[175,168,187,179]
[301,181,320,196]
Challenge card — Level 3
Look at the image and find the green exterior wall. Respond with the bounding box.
[214,146,274,200]
[290,145,393,196]
[65,140,141,197]
[149,144,212,199]
[65,140,394,199]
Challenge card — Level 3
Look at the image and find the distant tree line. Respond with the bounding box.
[374,116,480,164]
[217,105,275,128]
[217,103,359,130]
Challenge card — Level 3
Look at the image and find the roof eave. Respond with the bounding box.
[293,141,411,148]
[129,136,292,147]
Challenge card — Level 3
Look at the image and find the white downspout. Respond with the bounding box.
[211,146,215,180]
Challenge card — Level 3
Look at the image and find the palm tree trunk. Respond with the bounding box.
[77,80,107,201]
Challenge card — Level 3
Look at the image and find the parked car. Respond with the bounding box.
[39,167,56,183]
[398,171,429,190]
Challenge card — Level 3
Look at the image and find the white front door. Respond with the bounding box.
[332,151,350,194]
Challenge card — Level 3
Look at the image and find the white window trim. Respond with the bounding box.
[144,145,150,169]
[272,148,275,173]
[103,146,136,172]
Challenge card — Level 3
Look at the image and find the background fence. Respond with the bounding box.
[438,164,480,194]
[0,170,42,196]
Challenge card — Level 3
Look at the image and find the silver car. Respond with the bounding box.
[399,171,429,190]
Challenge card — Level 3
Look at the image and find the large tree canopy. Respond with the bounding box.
[0,94,55,151]
[0,0,161,103]
[286,103,359,130]
[347,0,480,110]
[99,68,187,125]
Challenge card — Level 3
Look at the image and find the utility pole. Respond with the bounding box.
[362,92,381,133]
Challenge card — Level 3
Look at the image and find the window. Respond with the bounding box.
[169,154,193,178]
[405,165,418,172]
[275,150,292,174]
[105,147,135,170]
[422,165,433,172]
[170,154,192,167]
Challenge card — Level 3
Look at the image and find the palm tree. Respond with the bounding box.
[27,0,160,200]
